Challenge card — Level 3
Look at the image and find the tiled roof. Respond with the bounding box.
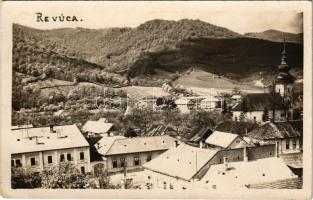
[215,121,258,136]
[205,131,239,148]
[232,93,285,111]
[246,121,302,140]
[105,135,177,156]
[143,143,218,181]
[248,177,302,189]
[11,124,89,154]
[281,152,303,168]
[189,127,212,143]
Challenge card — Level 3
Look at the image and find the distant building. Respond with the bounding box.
[199,96,221,111]
[205,131,247,150]
[232,93,286,122]
[11,125,91,174]
[82,118,117,137]
[101,135,178,174]
[175,98,194,113]
[246,121,303,155]
[231,94,242,103]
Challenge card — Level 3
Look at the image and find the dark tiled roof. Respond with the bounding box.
[247,177,302,189]
[246,121,303,140]
[281,152,303,168]
[232,93,285,111]
[189,127,212,143]
[215,121,258,136]
[275,72,295,84]
[90,146,105,162]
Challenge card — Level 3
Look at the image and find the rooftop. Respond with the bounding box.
[82,118,114,134]
[199,157,295,189]
[232,93,285,111]
[11,124,89,154]
[105,135,177,156]
[96,135,125,155]
[144,143,218,181]
[246,121,302,140]
[205,131,240,148]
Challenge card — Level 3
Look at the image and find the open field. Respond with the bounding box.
[116,86,170,99]
[175,69,264,95]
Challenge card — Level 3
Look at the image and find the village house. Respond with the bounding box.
[143,142,280,190]
[204,131,247,150]
[175,98,195,113]
[246,120,303,155]
[11,124,92,174]
[199,96,222,111]
[82,118,118,137]
[97,135,178,174]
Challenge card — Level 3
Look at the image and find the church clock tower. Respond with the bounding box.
[274,39,295,98]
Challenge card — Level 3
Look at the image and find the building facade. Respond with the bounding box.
[11,125,91,173]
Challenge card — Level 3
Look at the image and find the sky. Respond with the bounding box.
[11,2,303,34]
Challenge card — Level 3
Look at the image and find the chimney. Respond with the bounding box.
[223,157,228,171]
[49,125,54,133]
[175,140,179,147]
[276,141,280,158]
[243,144,248,162]
[199,141,203,149]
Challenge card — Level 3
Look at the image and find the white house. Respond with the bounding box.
[11,124,91,174]
[82,118,117,137]
[199,96,221,111]
[205,131,247,150]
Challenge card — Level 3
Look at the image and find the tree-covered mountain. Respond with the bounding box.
[13,19,303,83]
[244,29,303,44]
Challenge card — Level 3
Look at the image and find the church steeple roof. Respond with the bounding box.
[275,38,295,84]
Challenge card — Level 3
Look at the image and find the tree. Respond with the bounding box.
[41,162,89,189]
[11,167,42,189]
[222,99,228,114]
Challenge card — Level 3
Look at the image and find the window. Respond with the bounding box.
[67,153,72,161]
[253,116,256,121]
[15,159,21,167]
[120,157,125,168]
[146,155,152,162]
[47,155,53,164]
[81,166,85,174]
[293,140,297,149]
[11,160,14,167]
[30,157,36,166]
[134,156,140,166]
[60,154,65,162]
[112,159,118,168]
[300,140,303,149]
[286,140,290,150]
[80,152,84,160]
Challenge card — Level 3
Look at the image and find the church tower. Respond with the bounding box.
[274,39,295,97]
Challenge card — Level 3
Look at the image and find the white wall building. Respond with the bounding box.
[11,124,91,173]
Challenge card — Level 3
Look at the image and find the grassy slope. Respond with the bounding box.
[175,69,263,92]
